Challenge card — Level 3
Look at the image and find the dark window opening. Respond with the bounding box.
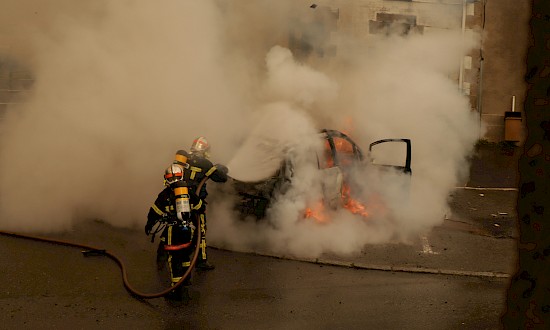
[369,13,420,36]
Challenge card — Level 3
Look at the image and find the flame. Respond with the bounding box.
[341,183,369,217]
[322,138,355,168]
[304,200,327,223]
[304,123,385,222]
[304,181,371,221]
[333,138,354,153]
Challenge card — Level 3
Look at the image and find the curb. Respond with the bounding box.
[216,248,513,279]
[455,186,518,191]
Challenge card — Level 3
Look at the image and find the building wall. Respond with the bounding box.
[480,0,530,143]
[294,0,529,143]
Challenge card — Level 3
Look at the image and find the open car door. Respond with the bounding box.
[368,139,412,175]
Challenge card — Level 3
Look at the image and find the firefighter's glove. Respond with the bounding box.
[216,164,229,175]
[145,219,156,235]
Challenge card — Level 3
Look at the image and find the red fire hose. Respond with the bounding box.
[0,219,201,300]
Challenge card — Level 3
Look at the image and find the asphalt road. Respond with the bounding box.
[0,215,511,330]
[0,226,508,330]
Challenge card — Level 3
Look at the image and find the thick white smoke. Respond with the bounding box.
[0,1,249,232]
[0,1,480,260]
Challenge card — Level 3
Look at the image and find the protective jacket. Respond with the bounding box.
[178,150,228,202]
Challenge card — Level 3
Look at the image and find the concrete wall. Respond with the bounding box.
[480,0,530,143]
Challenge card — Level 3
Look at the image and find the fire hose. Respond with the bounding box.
[0,226,201,299]
[0,177,209,300]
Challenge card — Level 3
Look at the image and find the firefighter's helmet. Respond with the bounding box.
[190,136,210,157]
[164,164,185,186]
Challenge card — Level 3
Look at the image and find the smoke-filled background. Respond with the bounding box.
[0,0,481,258]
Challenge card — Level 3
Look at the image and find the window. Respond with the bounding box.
[369,13,419,36]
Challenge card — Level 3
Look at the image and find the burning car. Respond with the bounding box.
[230,128,411,221]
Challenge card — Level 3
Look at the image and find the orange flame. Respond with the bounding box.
[304,182,371,221]
[304,200,327,223]
[304,122,381,222]
[341,184,369,218]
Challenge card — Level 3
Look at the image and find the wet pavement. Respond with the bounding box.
[0,238,507,329]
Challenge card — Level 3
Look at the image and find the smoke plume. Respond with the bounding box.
[0,1,480,260]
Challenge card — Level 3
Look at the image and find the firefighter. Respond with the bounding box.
[170,136,228,270]
[145,163,195,299]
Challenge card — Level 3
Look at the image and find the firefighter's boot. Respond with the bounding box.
[196,259,215,270]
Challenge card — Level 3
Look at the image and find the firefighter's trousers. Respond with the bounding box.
[157,223,194,286]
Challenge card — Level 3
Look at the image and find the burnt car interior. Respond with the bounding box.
[232,129,412,220]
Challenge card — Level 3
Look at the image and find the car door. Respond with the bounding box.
[368,139,412,175]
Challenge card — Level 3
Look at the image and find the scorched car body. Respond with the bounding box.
[232,129,411,220]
